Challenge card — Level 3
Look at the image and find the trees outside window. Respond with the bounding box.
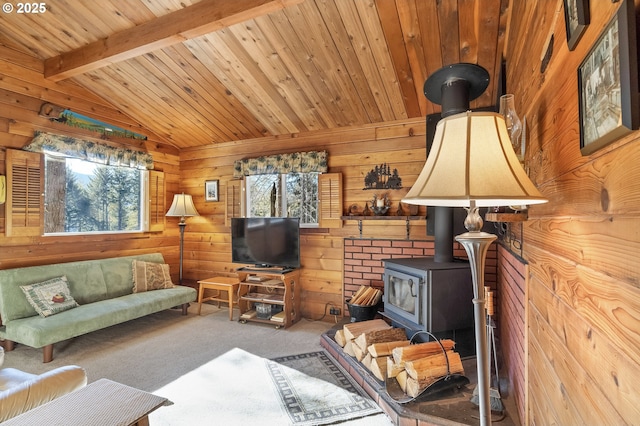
[44,156,144,234]
[246,173,318,226]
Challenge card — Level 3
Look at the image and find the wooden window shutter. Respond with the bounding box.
[148,170,166,232]
[318,173,342,228]
[225,179,244,226]
[6,149,43,237]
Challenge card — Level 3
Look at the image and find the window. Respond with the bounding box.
[44,155,146,234]
[246,173,318,226]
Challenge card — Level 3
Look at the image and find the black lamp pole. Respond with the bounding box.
[178,218,186,285]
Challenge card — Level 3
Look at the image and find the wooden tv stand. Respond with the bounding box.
[236,269,300,329]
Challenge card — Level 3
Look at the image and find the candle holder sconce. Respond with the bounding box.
[371,193,390,216]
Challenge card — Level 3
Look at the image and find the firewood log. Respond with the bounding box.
[396,370,408,393]
[404,358,465,398]
[349,286,368,303]
[343,340,356,357]
[361,353,373,370]
[353,342,367,361]
[351,287,374,305]
[392,339,456,363]
[369,356,388,381]
[387,356,405,378]
[405,378,423,398]
[368,340,410,357]
[404,351,464,380]
[334,329,346,347]
[360,288,380,305]
[343,319,389,341]
[354,327,406,352]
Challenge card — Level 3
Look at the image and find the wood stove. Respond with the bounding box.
[383,257,476,356]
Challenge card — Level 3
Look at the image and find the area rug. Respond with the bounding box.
[148,347,387,425]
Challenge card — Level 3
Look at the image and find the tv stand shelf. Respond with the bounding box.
[242,292,284,304]
[237,269,300,329]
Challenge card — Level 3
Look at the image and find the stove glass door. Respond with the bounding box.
[384,269,422,324]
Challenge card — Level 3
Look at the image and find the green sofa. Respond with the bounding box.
[0,253,196,363]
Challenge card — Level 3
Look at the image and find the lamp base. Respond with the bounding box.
[455,231,497,426]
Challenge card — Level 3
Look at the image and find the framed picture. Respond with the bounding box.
[578,0,639,155]
[205,180,219,202]
[564,0,589,51]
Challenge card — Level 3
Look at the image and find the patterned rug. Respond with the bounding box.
[269,351,382,425]
[149,348,387,426]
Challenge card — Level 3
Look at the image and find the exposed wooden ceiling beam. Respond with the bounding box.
[44,0,304,81]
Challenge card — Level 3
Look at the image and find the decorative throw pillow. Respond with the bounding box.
[132,260,175,293]
[20,276,79,318]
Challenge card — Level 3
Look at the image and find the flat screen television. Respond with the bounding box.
[231,217,301,269]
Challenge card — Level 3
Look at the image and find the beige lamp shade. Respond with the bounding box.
[166,193,199,217]
[403,111,547,207]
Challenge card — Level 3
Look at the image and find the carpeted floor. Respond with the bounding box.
[2,303,335,392]
[2,303,392,424]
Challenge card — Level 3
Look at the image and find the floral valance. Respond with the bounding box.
[233,150,328,178]
[24,132,154,170]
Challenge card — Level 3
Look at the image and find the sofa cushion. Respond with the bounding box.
[100,253,166,298]
[20,277,79,318]
[132,260,174,293]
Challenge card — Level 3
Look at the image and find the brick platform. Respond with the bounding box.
[320,327,518,426]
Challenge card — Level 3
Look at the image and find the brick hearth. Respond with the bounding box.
[320,328,517,426]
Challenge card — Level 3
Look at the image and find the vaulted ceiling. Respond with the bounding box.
[0,0,510,150]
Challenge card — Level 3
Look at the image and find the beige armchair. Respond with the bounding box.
[0,347,87,422]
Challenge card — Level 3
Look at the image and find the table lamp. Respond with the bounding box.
[166,192,199,284]
[403,64,547,426]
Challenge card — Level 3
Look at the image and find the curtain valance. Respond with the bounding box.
[24,132,154,170]
[233,150,328,178]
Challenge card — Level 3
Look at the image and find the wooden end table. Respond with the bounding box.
[197,276,241,320]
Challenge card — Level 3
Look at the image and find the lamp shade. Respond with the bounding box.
[166,193,199,217]
[403,111,547,207]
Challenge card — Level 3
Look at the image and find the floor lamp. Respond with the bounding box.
[403,64,547,426]
[166,193,199,284]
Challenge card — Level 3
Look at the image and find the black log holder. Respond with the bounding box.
[385,331,470,404]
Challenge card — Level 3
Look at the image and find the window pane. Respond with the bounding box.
[246,173,318,225]
[44,156,142,233]
[286,173,318,224]
[246,174,279,217]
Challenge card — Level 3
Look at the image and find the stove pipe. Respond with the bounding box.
[432,79,470,263]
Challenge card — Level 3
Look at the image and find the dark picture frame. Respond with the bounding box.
[205,179,219,202]
[564,0,590,51]
[578,0,639,155]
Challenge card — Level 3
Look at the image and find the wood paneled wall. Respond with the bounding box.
[179,118,431,319]
[0,45,183,275]
[506,1,640,423]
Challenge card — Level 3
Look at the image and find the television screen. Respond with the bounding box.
[231,217,301,269]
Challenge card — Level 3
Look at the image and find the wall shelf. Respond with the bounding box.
[485,212,527,222]
[485,212,527,257]
[341,216,426,238]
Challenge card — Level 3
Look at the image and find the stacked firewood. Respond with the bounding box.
[334,319,465,398]
[348,285,382,306]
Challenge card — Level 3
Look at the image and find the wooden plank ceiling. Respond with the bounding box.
[0,0,510,149]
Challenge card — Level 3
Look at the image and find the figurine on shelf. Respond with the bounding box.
[347,204,360,216]
[371,194,390,216]
[363,201,372,216]
[396,203,405,216]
